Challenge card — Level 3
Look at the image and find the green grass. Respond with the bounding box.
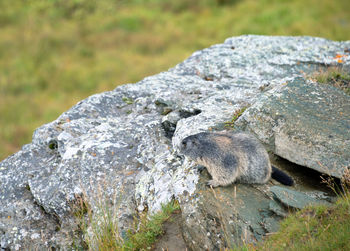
[124,201,180,250]
[1,0,350,160]
[73,196,180,250]
[233,172,350,251]
[312,67,350,95]
[250,194,350,251]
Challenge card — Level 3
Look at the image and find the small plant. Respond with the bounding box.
[320,164,350,207]
[124,200,180,250]
[70,194,92,250]
[70,189,125,250]
[72,191,180,251]
[311,67,350,95]
[48,139,58,150]
[225,106,248,129]
[122,97,134,105]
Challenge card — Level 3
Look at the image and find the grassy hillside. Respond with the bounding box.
[1,0,349,160]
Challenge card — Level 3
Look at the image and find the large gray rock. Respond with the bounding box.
[236,77,350,178]
[180,172,281,250]
[0,35,349,250]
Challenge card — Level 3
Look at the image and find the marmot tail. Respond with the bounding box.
[271,166,294,186]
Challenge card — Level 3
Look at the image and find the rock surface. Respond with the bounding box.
[181,173,280,250]
[270,186,331,210]
[153,211,187,251]
[0,35,349,250]
[236,77,350,178]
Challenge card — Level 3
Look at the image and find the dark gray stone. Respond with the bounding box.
[270,186,331,210]
[269,200,288,217]
[180,174,274,250]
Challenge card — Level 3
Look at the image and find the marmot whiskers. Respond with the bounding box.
[180,131,293,187]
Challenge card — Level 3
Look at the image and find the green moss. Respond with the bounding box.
[225,106,248,129]
[48,139,58,150]
[313,67,350,95]
[122,97,134,105]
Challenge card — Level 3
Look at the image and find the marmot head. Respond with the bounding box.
[180,132,212,160]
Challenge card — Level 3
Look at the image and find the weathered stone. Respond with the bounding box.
[236,77,350,178]
[0,35,349,250]
[262,216,282,233]
[180,172,276,250]
[269,200,288,217]
[270,186,331,210]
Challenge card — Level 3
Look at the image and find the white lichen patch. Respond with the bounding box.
[135,150,199,213]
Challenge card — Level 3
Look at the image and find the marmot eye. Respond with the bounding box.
[182,140,187,147]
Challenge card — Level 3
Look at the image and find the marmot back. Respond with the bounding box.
[180,131,293,187]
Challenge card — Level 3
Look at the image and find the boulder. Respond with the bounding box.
[180,173,281,250]
[236,77,350,178]
[0,35,349,250]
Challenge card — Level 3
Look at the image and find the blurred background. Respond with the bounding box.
[0,0,349,161]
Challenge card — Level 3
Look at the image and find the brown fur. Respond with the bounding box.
[180,131,272,187]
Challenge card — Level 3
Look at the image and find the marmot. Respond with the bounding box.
[180,131,293,187]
